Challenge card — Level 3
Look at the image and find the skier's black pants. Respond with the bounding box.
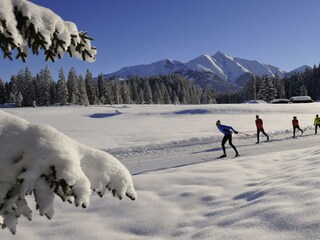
[257,128,269,142]
[221,134,238,155]
[315,124,320,134]
[293,125,303,138]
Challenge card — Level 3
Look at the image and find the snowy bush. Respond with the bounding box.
[0,0,96,62]
[0,110,136,234]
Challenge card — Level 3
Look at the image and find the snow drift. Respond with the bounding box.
[0,110,136,234]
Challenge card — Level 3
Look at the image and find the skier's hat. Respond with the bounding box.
[216,120,221,125]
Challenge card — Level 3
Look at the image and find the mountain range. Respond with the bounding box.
[106,51,311,92]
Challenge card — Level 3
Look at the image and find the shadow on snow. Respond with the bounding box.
[175,109,209,115]
[89,112,121,118]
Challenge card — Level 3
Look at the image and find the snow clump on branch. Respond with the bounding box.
[0,110,136,235]
[0,0,96,62]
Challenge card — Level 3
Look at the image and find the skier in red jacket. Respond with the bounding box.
[255,115,269,144]
[292,116,303,138]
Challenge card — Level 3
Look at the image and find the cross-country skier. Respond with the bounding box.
[292,116,303,138]
[314,114,320,134]
[216,120,239,158]
[255,115,269,144]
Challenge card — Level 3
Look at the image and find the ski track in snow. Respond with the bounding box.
[112,126,318,175]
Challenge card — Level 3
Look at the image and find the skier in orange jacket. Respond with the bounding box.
[255,115,269,144]
[292,116,303,138]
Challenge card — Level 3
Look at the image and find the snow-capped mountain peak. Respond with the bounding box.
[234,57,277,78]
[114,59,184,78]
[211,51,251,83]
[288,65,312,76]
[213,51,234,61]
[185,54,226,80]
[106,51,306,92]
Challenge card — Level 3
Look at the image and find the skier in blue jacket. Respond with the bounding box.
[216,120,239,158]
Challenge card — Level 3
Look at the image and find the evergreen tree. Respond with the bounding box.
[173,93,180,104]
[201,88,216,104]
[179,88,187,104]
[302,68,313,99]
[97,74,106,102]
[143,79,153,104]
[129,77,140,103]
[272,74,285,99]
[257,75,276,102]
[15,70,25,103]
[266,77,277,101]
[300,85,308,96]
[257,78,267,101]
[121,81,131,104]
[85,69,98,105]
[49,81,57,105]
[243,75,257,100]
[37,66,52,106]
[56,68,69,105]
[105,79,114,104]
[113,79,122,104]
[287,74,301,97]
[190,84,202,104]
[78,75,89,106]
[152,80,162,104]
[136,88,145,104]
[0,79,6,104]
[31,66,53,106]
[16,92,23,107]
[161,83,171,104]
[4,82,11,103]
[17,67,35,106]
[67,67,80,105]
[8,75,18,103]
[310,65,320,99]
[34,74,41,105]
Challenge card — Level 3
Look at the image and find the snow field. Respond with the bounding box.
[2,103,320,239]
[2,103,317,150]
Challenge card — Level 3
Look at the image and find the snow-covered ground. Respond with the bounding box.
[2,103,320,239]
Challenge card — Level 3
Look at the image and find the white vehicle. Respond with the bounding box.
[289,96,313,103]
[270,98,290,104]
[243,99,268,104]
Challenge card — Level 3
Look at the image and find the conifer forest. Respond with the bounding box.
[1,65,320,107]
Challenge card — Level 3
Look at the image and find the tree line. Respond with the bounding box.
[3,64,319,106]
[0,67,217,107]
[216,65,320,103]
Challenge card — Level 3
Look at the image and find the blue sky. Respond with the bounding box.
[1,0,320,81]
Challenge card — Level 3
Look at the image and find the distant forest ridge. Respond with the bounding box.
[0,64,319,106]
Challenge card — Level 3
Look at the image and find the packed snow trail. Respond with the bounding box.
[113,129,320,175]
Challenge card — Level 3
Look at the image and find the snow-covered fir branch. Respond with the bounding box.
[0,0,96,62]
[0,110,136,234]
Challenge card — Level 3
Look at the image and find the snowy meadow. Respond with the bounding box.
[2,103,320,240]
